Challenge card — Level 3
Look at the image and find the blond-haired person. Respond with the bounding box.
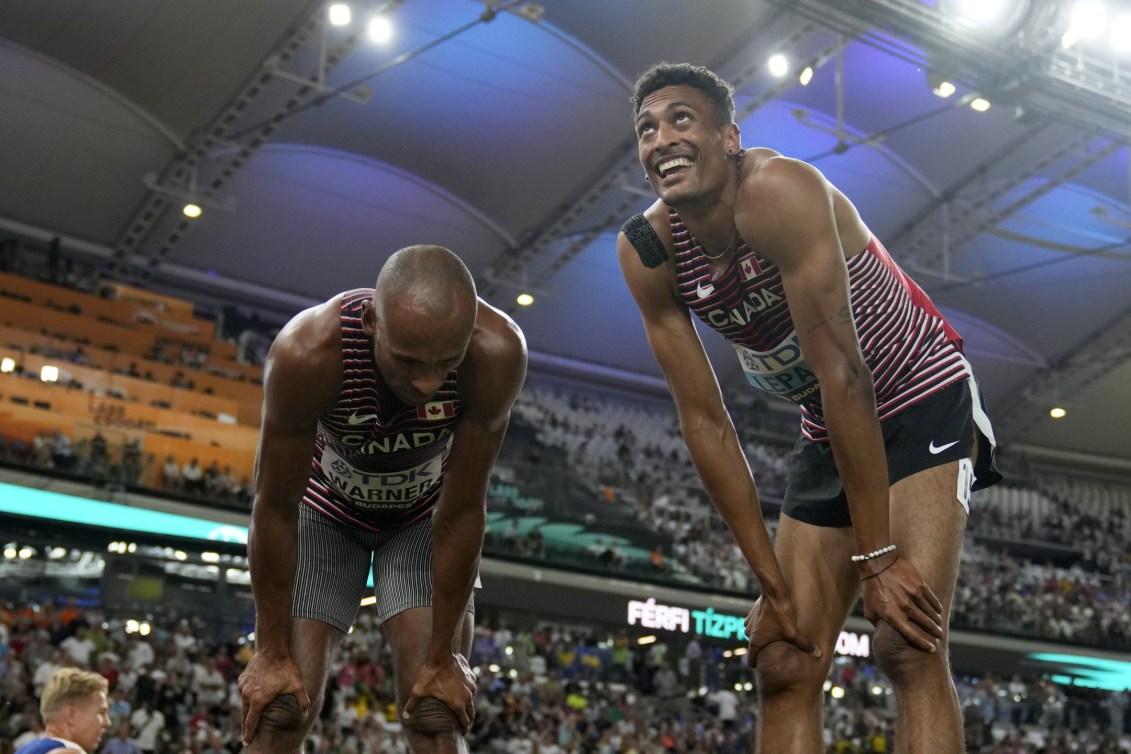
[15,667,111,754]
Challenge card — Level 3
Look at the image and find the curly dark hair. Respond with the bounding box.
[631,62,735,128]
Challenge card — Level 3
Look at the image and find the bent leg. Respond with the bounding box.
[383,606,474,754]
[244,617,345,754]
[756,515,859,754]
[881,461,967,754]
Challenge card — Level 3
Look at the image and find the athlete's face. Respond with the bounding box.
[69,692,112,752]
[635,85,739,208]
[362,295,474,405]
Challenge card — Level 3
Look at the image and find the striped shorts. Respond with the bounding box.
[291,504,475,632]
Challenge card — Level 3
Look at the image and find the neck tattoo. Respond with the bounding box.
[700,229,739,260]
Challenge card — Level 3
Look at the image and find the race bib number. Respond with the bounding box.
[733,332,820,403]
[319,446,443,509]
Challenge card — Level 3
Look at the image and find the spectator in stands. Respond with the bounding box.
[100,722,142,754]
[15,667,111,754]
[60,624,95,667]
[161,455,181,491]
[619,63,1001,752]
[11,718,45,752]
[33,430,55,469]
[181,458,204,496]
[127,700,165,754]
[87,432,109,485]
[49,430,75,471]
[238,245,527,754]
[120,440,143,486]
[202,460,220,496]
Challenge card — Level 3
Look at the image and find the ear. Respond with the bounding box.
[360,298,377,337]
[723,123,741,154]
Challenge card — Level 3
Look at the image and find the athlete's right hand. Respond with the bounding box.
[860,555,944,653]
[744,593,821,667]
[238,652,310,746]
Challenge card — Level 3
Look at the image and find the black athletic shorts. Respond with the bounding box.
[781,376,1001,528]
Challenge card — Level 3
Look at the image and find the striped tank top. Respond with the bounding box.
[302,289,462,531]
[670,208,970,442]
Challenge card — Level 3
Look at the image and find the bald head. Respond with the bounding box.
[367,246,478,404]
[374,245,476,323]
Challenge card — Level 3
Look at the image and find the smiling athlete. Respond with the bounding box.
[238,245,527,754]
[618,63,1000,753]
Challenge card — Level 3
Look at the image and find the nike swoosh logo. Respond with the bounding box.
[696,280,715,299]
[929,440,959,454]
[347,412,379,425]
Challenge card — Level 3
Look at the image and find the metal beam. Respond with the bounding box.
[902,135,1123,275]
[480,9,822,298]
[785,0,1131,137]
[112,1,370,275]
[995,304,1131,441]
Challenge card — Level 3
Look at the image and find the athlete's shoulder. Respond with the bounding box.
[263,294,345,409]
[620,199,676,270]
[14,740,71,754]
[471,298,527,363]
[739,147,821,188]
[274,294,344,355]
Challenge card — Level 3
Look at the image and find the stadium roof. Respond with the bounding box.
[2,0,1129,468]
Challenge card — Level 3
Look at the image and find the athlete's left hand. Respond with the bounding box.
[403,652,477,735]
[860,555,944,653]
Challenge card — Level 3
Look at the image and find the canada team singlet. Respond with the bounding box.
[302,289,462,532]
[670,208,971,442]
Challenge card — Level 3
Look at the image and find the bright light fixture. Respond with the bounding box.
[767,53,789,78]
[970,97,992,112]
[1063,0,1107,47]
[516,293,534,306]
[1,357,14,373]
[40,365,59,383]
[799,66,814,86]
[637,635,657,645]
[182,203,203,218]
[1050,406,1067,419]
[367,15,393,43]
[932,80,957,98]
[328,3,351,26]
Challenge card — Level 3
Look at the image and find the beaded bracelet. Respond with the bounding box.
[850,544,897,563]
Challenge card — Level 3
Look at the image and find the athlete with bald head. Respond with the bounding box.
[238,245,527,754]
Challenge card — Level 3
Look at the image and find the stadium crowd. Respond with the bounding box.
[1,256,1128,751]
[0,603,1128,753]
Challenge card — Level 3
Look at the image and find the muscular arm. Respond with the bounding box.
[736,156,942,648]
[240,298,342,740]
[617,218,816,659]
[735,157,890,558]
[404,301,527,725]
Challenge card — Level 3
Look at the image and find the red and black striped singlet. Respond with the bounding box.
[302,289,462,532]
[670,208,970,442]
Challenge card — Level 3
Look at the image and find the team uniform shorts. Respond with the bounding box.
[291,504,476,632]
[782,375,1001,528]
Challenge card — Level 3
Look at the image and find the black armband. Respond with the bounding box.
[621,213,668,268]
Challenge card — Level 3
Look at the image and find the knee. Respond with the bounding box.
[402,696,461,737]
[755,641,828,698]
[257,694,316,735]
[872,621,946,685]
